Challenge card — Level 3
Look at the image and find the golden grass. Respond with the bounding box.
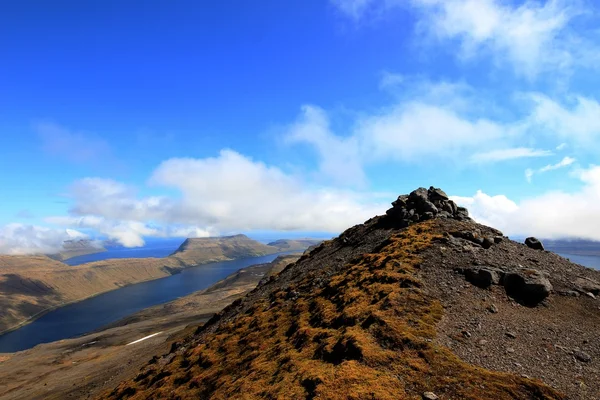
[108,221,565,400]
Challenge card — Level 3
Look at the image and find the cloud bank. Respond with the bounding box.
[454,165,600,241]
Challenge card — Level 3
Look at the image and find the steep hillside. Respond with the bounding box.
[170,234,278,264]
[0,255,300,400]
[0,235,285,334]
[105,187,600,399]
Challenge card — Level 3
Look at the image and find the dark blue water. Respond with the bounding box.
[556,253,600,270]
[64,238,184,266]
[0,253,283,353]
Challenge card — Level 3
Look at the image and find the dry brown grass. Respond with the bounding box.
[107,222,565,399]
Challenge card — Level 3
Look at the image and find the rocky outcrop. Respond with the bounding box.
[385,186,471,227]
[461,265,553,306]
[503,269,553,306]
[525,237,544,250]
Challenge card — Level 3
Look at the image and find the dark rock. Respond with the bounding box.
[573,277,600,296]
[525,237,544,250]
[503,269,553,306]
[482,237,494,249]
[465,268,502,288]
[428,186,449,200]
[494,236,504,244]
[456,207,470,220]
[574,350,592,363]
[422,212,435,220]
[487,304,499,313]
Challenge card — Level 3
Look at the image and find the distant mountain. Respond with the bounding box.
[170,234,278,264]
[267,238,323,252]
[47,239,106,261]
[543,238,600,256]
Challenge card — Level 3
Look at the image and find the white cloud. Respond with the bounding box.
[412,0,583,77]
[454,165,600,241]
[358,102,506,162]
[46,215,214,248]
[332,0,596,79]
[527,94,600,147]
[285,79,510,174]
[539,156,576,172]
[284,105,364,186]
[42,150,387,248]
[556,142,567,150]
[525,168,534,183]
[0,224,87,255]
[150,150,386,231]
[470,147,553,163]
[451,191,519,230]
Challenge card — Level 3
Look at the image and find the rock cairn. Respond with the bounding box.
[385,186,471,226]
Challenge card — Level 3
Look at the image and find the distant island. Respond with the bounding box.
[0,235,320,334]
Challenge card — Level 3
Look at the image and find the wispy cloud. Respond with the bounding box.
[36,122,112,164]
[470,148,553,163]
[539,156,576,172]
[525,156,576,182]
[332,0,597,79]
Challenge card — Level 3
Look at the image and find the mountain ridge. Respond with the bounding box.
[104,187,600,400]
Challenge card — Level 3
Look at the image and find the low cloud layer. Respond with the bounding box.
[32,150,388,251]
[454,165,600,241]
[0,224,87,255]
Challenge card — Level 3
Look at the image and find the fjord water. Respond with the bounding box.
[557,253,600,270]
[0,252,284,353]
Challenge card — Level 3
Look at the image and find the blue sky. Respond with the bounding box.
[2,0,600,253]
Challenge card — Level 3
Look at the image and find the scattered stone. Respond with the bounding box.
[585,292,596,299]
[503,269,553,306]
[574,350,592,363]
[422,392,439,400]
[558,290,580,297]
[506,331,517,339]
[478,339,488,346]
[462,330,472,339]
[494,236,504,244]
[525,237,544,250]
[506,347,515,354]
[573,277,600,296]
[487,304,499,313]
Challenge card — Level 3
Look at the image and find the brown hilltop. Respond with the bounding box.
[104,187,600,400]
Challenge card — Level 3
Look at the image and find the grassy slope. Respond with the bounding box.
[106,222,563,400]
